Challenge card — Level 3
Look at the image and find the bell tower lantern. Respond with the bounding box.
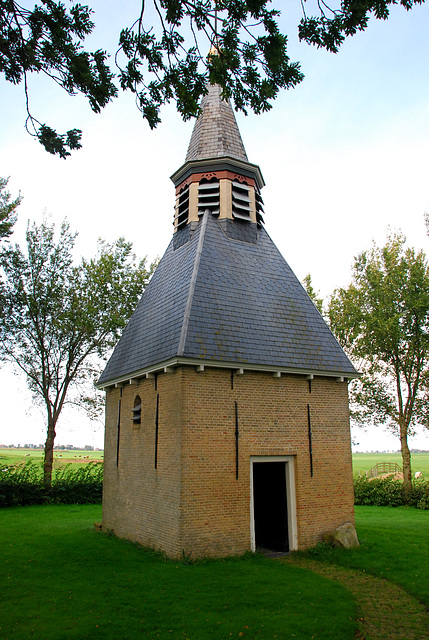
[170,84,265,229]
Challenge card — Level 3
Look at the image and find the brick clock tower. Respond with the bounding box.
[97,84,358,558]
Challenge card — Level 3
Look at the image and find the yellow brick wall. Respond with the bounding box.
[102,372,183,557]
[102,366,354,558]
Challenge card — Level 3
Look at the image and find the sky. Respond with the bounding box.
[0,0,428,451]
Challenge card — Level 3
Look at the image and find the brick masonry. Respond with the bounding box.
[102,366,355,558]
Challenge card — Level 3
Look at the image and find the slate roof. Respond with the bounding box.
[185,84,248,163]
[98,214,358,386]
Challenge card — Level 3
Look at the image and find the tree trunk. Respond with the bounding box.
[399,417,412,494]
[43,418,57,489]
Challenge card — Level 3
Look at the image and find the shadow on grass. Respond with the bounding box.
[0,504,357,640]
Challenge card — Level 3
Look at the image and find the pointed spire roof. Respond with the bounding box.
[97,215,358,387]
[185,84,248,163]
[97,80,358,389]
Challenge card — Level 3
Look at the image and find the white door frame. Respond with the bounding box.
[250,455,298,552]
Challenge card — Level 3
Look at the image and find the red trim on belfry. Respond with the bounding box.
[175,170,255,194]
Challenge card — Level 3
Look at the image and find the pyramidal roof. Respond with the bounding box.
[185,83,248,163]
[97,85,358,387]
[98,213,357,386]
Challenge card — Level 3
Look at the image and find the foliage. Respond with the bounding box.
[0,504,357,640]
[2,0,425,156]
[0,460,103,506]
[0,176,21,242]
[50,461,103,503]
[298,0,425,53]
[353,475,429,509]
[0,0,117,158]
[0,218,156,487]
[328,233,429,489]
[302,273,324,314]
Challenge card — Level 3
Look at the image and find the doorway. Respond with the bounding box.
[251,456,297,553]
[252,461,288,552]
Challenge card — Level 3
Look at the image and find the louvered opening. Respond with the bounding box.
[176,185,190,228]
[198,178,220,216]
[232,181,251,221]
[255,187,265,226]
[132,395,142,425]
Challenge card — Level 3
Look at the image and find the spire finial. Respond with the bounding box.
[209,3,220,56]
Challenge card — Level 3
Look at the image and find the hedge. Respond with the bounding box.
[2,461,429,510]
[0,461,103,507]
[353,475,429,509]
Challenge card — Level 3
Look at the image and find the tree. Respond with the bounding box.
[1,0,424,157]
[0,177,21,242]
[328,233,429,490]
[302,273,324,314]
[0,218,156,487]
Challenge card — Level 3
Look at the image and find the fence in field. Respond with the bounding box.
[366,462,402,479]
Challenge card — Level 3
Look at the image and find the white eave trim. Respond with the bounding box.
[96,357,360,390]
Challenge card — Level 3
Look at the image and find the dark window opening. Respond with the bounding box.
[176,185,190,228]
[232,181,252,221]
[253,461,289,553]
[255,186,264,227]
[198,178,219,216]
[132,395,142,425]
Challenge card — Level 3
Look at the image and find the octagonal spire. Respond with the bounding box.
[185,83,248,163]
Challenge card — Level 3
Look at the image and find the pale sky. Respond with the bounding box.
[0,1,428,451]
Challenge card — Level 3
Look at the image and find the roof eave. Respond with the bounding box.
[96,356,360,390]
[170,156,265,190]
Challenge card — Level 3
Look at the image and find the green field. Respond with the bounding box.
[0,447,103,467]
[352,452,429,479]
[3,448,428,478]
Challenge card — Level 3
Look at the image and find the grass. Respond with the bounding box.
[0,505,357,640]
[1,505,428,639]
[4,449,428,477]
[303,506,429,607]
[0,447,103,467]
[352,452,429,478]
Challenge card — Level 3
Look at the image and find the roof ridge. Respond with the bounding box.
[177,212,209,356]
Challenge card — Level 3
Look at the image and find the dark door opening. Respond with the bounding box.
[253,461,289,553]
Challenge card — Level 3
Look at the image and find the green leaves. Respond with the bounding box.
[0,218,156,484]
[36,125,82,158]
[298,0,425,53]
[0,177,21,242]
[3,0,426,156]
[328,233,429,488]
[302,273,324,315]
[328,232,429,449]
[1,0,117,156]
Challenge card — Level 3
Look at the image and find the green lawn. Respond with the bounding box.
[0,504,357,640]
[352,452,429,479]
[304,506,429,607]
[1,504,428,639]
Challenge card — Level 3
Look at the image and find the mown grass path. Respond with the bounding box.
[282,557,429,640]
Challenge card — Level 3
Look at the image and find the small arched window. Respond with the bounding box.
[132,395,142,426]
